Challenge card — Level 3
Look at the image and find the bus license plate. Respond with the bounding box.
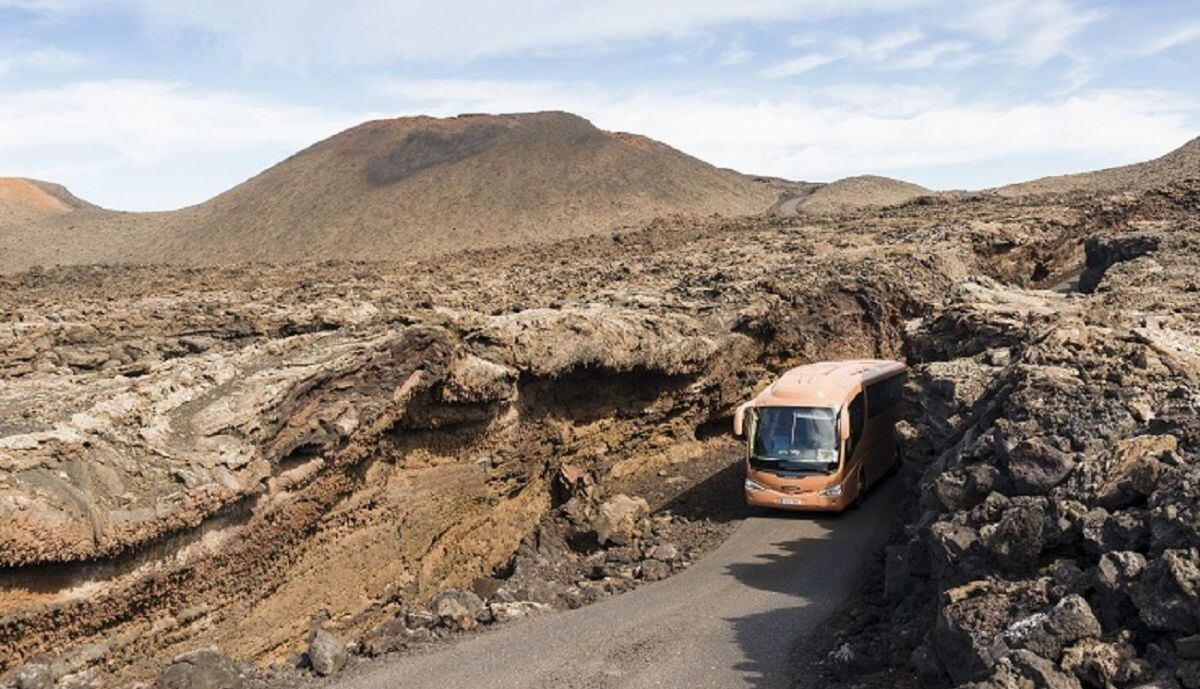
[779,497,803,506]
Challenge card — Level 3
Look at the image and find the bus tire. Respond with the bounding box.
[851,472,866,509]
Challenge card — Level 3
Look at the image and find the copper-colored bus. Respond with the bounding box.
[733,360,907,512]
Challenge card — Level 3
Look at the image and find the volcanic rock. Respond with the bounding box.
[305,629,347,677]
[0,661,52,689]
[593,495,650,546]
[156,650,243,689]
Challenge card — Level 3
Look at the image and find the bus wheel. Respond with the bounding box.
[851,473,866,509]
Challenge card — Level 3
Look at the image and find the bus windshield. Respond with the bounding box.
[751,406,839,473]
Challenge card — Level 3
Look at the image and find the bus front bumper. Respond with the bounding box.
[745,487,850,512]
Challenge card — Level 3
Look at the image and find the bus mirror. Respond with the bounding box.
[733,402,752,437]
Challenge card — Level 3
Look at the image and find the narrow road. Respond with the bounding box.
[333,479,901,689]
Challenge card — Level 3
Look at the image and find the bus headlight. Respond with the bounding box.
[818,483,842,497]
[745,478,767,492]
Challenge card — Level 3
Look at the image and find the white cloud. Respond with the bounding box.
[3,0,1105,77]
[1141,21,1200,55]
[847,28,925,61]
[772,0,1098,77]
[952,0,1102,66]
[373,76,1197,188]
[718,40,753,66]
[762,53,838,77]
[766,28,932,76]
[887,40,972,70]
[7,0,937,64]
[1,74,1195,211]
[0,79,366,208]
[0,47,85,74]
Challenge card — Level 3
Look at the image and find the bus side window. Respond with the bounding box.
[867,373,906,418]
[847,393,864,455]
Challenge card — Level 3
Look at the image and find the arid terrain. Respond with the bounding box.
[1,116,1198,689]
[0,112,796,274]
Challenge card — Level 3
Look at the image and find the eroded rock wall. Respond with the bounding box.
[0,213,942,683]
[3,182,1195,688]
[828,182,1200,689]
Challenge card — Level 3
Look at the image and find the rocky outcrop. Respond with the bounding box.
[0,206,939,683]
[3,178,1197,687]
[819,183,1200,689]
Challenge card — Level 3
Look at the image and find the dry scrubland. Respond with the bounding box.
[0,114,1198,689]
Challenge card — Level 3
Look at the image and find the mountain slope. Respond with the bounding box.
[0,178,94,224]
[157,111,784,265]
[0,112,786,273]
[0,179,164,274]
[996,136,1200,197]
[794,175,930,214]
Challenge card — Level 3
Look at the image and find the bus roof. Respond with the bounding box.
[750,359,906,408]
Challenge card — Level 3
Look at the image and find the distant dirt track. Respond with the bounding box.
[330,478,901,689]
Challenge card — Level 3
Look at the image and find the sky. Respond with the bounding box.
[1,1,1198,211]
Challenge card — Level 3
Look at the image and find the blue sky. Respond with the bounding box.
[1,0,1198,211]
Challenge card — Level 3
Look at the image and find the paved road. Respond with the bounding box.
[333,479,901,689]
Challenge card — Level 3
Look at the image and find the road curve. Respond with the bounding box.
[332,478,902,689]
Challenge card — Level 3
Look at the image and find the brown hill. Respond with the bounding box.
[0,182,164,274]
[996,136,1200,197]
[161,112,785,265]
[0,112,786,273]
[0,178,93,224]
[775,175,930,214]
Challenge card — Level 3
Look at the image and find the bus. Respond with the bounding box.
[732,359,907,512]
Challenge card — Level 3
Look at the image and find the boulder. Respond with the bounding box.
[1094,552,1147,633]
[650,543,679,562]
[361,618,429,656]
[430,589,484,618]
[1082,508,1147,554]
[54,670,96,689]
[1002,438,1076,495]
[0,661,52,689]
[592,494,649,546]
[1131,549,1200,633]
[405,610,436,629]
[1094,551,1145,595]
[471,576,506,601]
[638,559,671,582]
[1179,635,1200,660]
[1002,595,1101,661]
[305,628,347,677]
[929,520,981,576]
[981,498,1046,572]
[431,593,478,631]
[932,586,1010,683]
[553,463,595,504]
[1060,639,1126,689]
[488,601,552,624]
[157,649,243,689]
[1007,649,1083,689]
[1178,660,1200,689]
[1097,435,1175,509]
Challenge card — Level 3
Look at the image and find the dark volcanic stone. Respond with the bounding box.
[157,649,244,689]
